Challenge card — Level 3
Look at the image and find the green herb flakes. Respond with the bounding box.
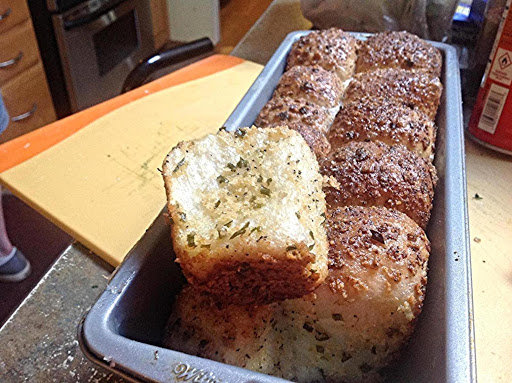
[341,352,352,362]
[315,332,330,341]
[230,222,250,239]
[187,233,196,247]
[237,157,248,168]
[250,226,262,234]
[260,185,271,197]
[173,158,185,173]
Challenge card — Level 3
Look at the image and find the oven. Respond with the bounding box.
[28,0,155,116]
[52,0,154,112]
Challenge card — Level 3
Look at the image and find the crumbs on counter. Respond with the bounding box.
[473,193,483,200]
[473,237,481,243]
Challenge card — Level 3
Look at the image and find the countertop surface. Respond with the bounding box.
[1,0,511,382]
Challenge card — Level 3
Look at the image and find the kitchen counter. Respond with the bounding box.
[1,0,511,382]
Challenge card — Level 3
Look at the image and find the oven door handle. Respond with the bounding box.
[63,0,125,30]
[122,38,214,93]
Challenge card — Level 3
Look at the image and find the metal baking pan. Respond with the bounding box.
[79,31,476,382]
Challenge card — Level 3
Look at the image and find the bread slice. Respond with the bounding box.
[162,126,328,305]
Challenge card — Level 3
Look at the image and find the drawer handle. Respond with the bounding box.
[0,51,23,68]
[11,103,37,122]
[0,8,11,22]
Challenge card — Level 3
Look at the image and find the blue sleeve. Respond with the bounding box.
[0,91,9,135]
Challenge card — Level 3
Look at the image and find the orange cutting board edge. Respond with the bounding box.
[0,59,263,266]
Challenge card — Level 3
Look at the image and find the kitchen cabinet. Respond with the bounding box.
[0,0,30,34]
[150,0,170,49]
[0,0,56,144]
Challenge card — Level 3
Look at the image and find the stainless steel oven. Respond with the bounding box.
[51,0,154,112]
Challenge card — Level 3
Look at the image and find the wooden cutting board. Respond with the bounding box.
[0,56,263,266]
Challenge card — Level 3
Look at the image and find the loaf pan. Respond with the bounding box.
[78,31,476,383]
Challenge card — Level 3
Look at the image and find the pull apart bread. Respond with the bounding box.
[328,96,437,161]
[254,97,332,158]
[162,126,328,305]
[344,68,443,120]
[356,31,442,77]
[319,141,437,229]
[286,28,359,82]
[274,65,344,115]
[166,206,430,383]
[254,66,343,158]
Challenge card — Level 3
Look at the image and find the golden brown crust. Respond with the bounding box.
[275,205,430,381]
[164,285,277,368]
[275,65,344,109]
[326,205,430,284]
[256,96,333,133]
[176,242,327,306]
[328,96,437,160]
[344,68,443,120]
[356,31,442,77]
[319,141,437,228]
[255,97,332,158]
[287,28,359,81]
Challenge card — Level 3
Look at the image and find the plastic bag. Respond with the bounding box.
[300,0,459,41]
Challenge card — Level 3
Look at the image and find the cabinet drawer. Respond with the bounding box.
[0,20,40,86]
[1,63,56,144]
[0,0,30,34]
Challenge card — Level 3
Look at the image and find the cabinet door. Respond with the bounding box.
[150,0,170,49]
[0,20,40,85]
[0,0,30,34]
[1,63,57,144]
